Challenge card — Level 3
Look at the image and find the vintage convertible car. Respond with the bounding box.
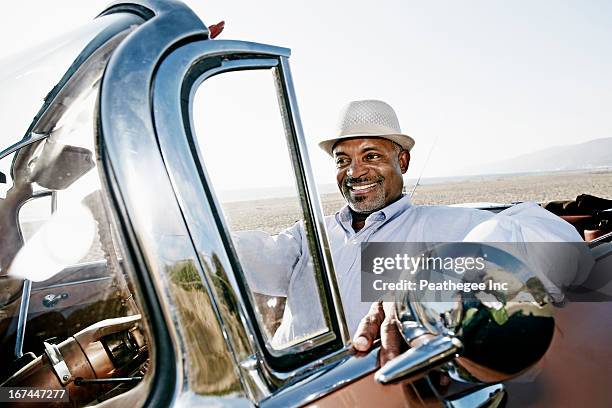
[0,1,611,406]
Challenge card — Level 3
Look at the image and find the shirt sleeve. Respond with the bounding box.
[463,202,594,303]
[231,222,303,297]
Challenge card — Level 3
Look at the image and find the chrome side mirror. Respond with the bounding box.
[375,243,555,384]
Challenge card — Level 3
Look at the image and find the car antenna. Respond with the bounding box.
[409,133,440,199]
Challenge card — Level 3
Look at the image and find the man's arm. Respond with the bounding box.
[464,202,594,303]
[232,222,304,297]
[353,203,594,362]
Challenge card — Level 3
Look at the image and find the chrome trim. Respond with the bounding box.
[33,276,113,292]
[261,346,379,407]
[443,383,506,408]
[0,133,49,162]
[44,341,73,385]
[14,280,31,359]
[398,320,431,343]
[99,1,251,405]
[590,231,612,247]
[151,39,350,398]
[240,355,273,400]
[152,53,273,402]
[14,190,54,359]
[189,58,281,88]
[181,56,339,358]
[151,45,293,399]
[277,56,349,345]
[51,191,57,213]
[375,336,462,385]
[42,293,69,308]
[99,0,187,22]
[178,38,291,57]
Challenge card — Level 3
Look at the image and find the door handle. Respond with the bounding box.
[42,293,69,308]
[375,335,462,385]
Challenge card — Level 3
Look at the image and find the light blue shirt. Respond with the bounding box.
[235,195,585,347]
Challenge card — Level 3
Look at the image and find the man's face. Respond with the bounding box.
[333,137,410,214]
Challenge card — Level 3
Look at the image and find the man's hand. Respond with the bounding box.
[352,302,451,388]
[352,301,407,365]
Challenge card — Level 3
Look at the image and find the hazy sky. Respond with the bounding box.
[1,0,611,188]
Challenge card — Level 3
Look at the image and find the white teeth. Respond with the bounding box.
[351,183,376,191]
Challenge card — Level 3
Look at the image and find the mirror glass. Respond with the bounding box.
[397,243,555,382]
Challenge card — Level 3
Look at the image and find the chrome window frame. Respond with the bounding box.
[151,39,350,370]
[181,57,341,357]
[97,1,228,406]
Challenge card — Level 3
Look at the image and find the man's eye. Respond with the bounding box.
[366,153,381,160]
[336,158,349,168]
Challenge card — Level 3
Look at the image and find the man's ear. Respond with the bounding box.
[399,151,410,174]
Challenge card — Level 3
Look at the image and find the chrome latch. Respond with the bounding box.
[44,341,72,385]
[42,293,68,308]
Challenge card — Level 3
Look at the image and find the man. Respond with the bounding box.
[237,99,587,350]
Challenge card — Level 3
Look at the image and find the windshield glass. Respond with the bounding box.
[0,13,138,159]
[0,11,153,405]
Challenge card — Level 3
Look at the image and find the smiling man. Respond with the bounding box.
[321,100,417,235]
[236,99,586,352]
[325,101,411,232]
[333,137,408,231]
[314,99,496,337]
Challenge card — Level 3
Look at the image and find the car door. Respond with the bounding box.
[139,33,461,405]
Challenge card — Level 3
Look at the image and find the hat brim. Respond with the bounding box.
[318,133,415,156]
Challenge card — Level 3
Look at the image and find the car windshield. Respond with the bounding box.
[0,10,154,405]
[0,13,135,163]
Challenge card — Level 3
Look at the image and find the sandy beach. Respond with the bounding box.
[222,170,612,233]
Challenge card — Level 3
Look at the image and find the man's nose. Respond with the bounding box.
[347,160,367,178]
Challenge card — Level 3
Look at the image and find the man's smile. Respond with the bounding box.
[347,181,380,195]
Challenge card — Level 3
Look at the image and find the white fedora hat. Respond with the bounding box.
[318,99,415,156]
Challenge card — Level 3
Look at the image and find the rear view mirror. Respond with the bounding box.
[29,140,94,190]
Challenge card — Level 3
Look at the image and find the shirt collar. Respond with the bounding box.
[336,194,413,229]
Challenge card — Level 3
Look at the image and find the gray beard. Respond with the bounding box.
[343,186,386,214]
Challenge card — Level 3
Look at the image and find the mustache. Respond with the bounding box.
[343,175,384,187]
